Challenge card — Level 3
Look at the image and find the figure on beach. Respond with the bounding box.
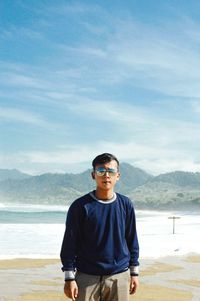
[60,153,139,301]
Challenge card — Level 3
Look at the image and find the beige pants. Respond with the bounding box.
[75,270,130,301]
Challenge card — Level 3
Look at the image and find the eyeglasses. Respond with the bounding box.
[95,167,118,177]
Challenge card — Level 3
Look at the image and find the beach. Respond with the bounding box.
[1,207,200,259]
[0,206,200,300]
[0,254,200,301]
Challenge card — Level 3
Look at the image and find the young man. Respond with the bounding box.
[60,153,139,301]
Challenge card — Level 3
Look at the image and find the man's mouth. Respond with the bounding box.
[103,181,111,184]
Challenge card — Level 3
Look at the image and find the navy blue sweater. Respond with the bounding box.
[60,192,139,276]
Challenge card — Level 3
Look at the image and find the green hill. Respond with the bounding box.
[151,171,200,187]
[132,171,200,209]
[0,169,31,182]
[0,164,152,205]
[0,165,200,210]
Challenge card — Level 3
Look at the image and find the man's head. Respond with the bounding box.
[92,153,119,171]
[91,153,120,190]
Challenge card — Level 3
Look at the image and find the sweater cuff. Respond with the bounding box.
[65,270,76,281]
[130,265,139,276]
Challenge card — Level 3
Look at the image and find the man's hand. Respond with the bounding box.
[129,276,139,295]
[64,280,78,300]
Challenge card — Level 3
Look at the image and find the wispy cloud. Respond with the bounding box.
[1,72,46,89]
[45,2,102,16]
[3,13,200,100]
[2,2,200,174]
[100,20,200,97]
[1,133,200,175]
[51,13,200,98]
[0,107,52,128]
[0,25,43,40]
[191,100,200,113]
[59,45,107,58]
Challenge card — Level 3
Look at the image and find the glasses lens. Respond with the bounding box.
[95,168,118,176]
[96,168,106,176]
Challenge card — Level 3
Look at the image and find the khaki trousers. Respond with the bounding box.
[76,270,130,301]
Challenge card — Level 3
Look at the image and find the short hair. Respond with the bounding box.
[92,153,119,170]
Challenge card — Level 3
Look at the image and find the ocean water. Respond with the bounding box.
[0,203,199,259]
[0,204,68,224]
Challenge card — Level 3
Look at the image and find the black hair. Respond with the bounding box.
[92,153,119,170]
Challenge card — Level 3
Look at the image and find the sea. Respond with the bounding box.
[0,203,200,259]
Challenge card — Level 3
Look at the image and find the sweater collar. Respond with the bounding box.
[90,191,117,204]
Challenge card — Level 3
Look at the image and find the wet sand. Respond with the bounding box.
[0,254,199,301]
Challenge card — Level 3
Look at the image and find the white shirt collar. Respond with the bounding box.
[90,191,117,204]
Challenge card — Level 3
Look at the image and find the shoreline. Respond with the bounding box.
[1,210,199,259]
[0,250,199,260]
[0,254,199,301]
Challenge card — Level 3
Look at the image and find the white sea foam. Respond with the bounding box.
[137,211,200,258]
[0,209,199,259]
[0,203,69,212]
[0,223,65,259]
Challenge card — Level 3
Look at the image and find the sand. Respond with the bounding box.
[0,259,59,270]
[141,261,183,276]
[0,254,200,301]
[185,255,200,263]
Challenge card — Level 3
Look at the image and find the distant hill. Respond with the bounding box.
[0,165,200,210]
[151,171,200,187]
[0,169,31,182]
[131,171,200,210]
[0,163,151,205]
[0,170,93,204]
[116,163,153,192]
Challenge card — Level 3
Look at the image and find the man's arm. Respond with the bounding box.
[129,276,139,295]
[125,199,140,294]
[129,263,139,294]
[60,202,81,298]
[64,280,78,301]
[60,202,80,271]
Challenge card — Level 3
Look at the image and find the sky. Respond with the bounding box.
[1,0,200,175]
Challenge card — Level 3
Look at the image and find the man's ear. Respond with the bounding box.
[91,172,95,180]
[116,172,120,181]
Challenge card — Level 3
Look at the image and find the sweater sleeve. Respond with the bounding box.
[125,199,139,268]
[60,202,81,273]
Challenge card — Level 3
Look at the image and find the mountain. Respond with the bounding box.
[116,163,153,192]
[0,170,93,204]
[151,171,200,187]
[0,163,151,205]
[131,171,200,210]
[0,169,31,182]
[0,165,200,210]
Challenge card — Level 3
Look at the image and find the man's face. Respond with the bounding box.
[92,160,120,191]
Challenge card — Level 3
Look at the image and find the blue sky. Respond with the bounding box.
[1,0,200,175]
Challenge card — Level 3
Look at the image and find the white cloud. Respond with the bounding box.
[1,139,200,175]
[104,20,200,97]
[45,2,101,15]
[0,25,43,40]
[1,73,44,88]
[2,4,200,175]
[59,45,107,58]
[0,107,50,128]
[191,100,200,113]
[50,14,200,98]
[64,98,144,123]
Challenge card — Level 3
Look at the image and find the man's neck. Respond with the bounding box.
[95,188,114,201]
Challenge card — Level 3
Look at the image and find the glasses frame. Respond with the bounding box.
[95,167,119,177]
